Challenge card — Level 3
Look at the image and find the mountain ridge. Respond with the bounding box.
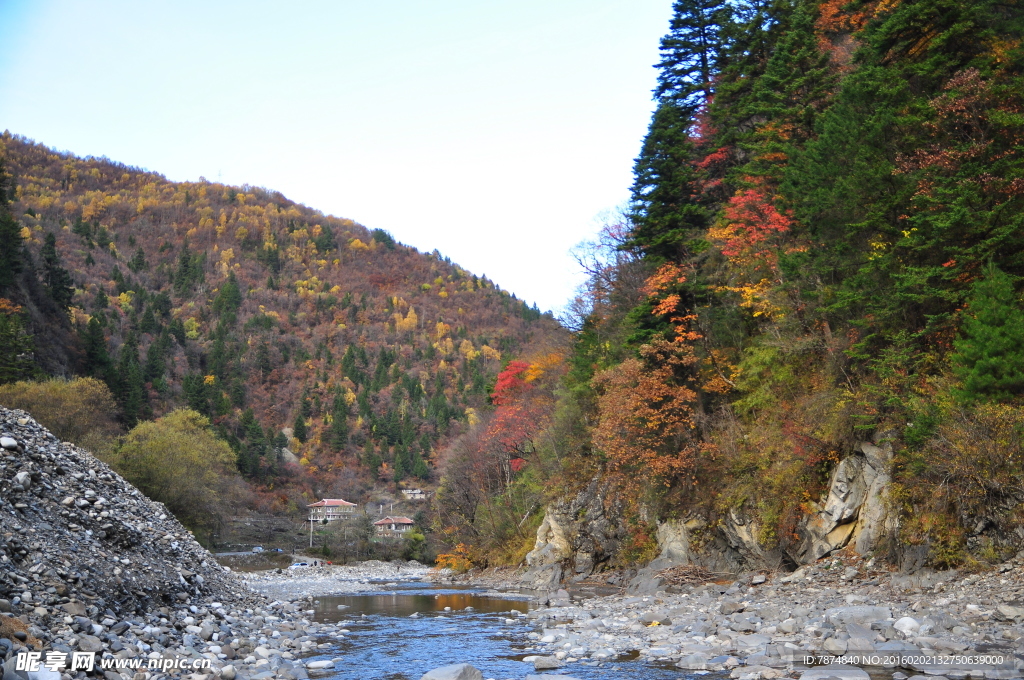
[0,131,566,505]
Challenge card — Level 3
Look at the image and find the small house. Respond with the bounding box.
[374,515,415,537]
[401,488,427,500]
[307,498,356,523]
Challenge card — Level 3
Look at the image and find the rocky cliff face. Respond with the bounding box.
[519,478,628,590]
[521,436,904,591]
[0,407,253,623]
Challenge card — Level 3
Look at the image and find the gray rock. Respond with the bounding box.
[846,637,875,654]
[13,471,30,491]
[26,668,59,680]
[995,605,1024,621]
[824,638,848,654]
[800,666,870,680]
[641,610,671,624]
[678,653,709,670]
[525,511,573,567]
[419,664,483,680]
[825,606,891,626]
[638,576,672,595]
[76,635,104,653]
[532,656,564,670]
[845,623,874,639]
[736,634,772,653]
[777,618,798,634]
[520,563,563,591]
[3,659,23,680]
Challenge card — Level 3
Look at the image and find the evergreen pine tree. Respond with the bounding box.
[115,332,147,426]
[40,233,74,310]
[329,393,349,451]
[0,160,23,293]
[82,316,110,378]
[393,445,408,482]
[411,451,429,480]
[655,0,730,115]
[293,411,308,443]
[363,438,382,475]
[951,264,1024,402]
[93,287,108,310]
[0,302,37,384]
[128,247,147,272]
[628,101,709,261]
[212,271,243,323]
[139,306,158,334]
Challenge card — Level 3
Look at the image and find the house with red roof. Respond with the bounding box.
[307,498,356,523]
[373,515,415,537]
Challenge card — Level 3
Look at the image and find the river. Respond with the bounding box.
[301,581,709,680]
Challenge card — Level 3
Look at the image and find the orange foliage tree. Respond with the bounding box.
[592,338,708,495]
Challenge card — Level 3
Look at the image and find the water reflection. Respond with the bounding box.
[303,583,713,680]
[314,586,527,621]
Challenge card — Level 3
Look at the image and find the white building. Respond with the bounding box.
[307,498,356,523]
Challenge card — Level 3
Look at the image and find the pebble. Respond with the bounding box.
[463,554,1024,679]
[0,407,424,680]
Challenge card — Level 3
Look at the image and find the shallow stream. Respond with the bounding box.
[303,581,705,680]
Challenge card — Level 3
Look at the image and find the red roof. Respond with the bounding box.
[307,498,356,507]
[374,516,414,526]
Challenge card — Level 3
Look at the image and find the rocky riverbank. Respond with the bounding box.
[240,561,430,601]
[453,552,1024,680]
[0,407,429,680]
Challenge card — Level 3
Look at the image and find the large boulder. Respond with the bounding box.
[419,664,483,680]
[519,563,563,591]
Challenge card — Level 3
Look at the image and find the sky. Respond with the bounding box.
[0,0,672,313]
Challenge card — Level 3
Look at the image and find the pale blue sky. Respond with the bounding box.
[0,0,671,312]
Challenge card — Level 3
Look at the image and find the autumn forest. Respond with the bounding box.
[2,0,1024,570]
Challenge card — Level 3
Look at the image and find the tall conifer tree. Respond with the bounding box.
[952,265,1024,403]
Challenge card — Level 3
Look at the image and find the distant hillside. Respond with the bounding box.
[0,132,566,498]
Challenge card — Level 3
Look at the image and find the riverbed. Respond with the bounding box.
[299,581,715,680]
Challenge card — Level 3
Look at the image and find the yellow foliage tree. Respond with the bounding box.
[395,306,418,333]
[111,409,240,537]
[458,339,479,360]
[0,378,120,454]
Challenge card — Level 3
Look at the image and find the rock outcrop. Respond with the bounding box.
[631,437,897,583]
[795,439,894,563]
[524,436,908,589]
[519,478,627,589]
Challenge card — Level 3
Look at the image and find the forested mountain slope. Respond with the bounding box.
[0,133,565,501]
[448,0,1024,573]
